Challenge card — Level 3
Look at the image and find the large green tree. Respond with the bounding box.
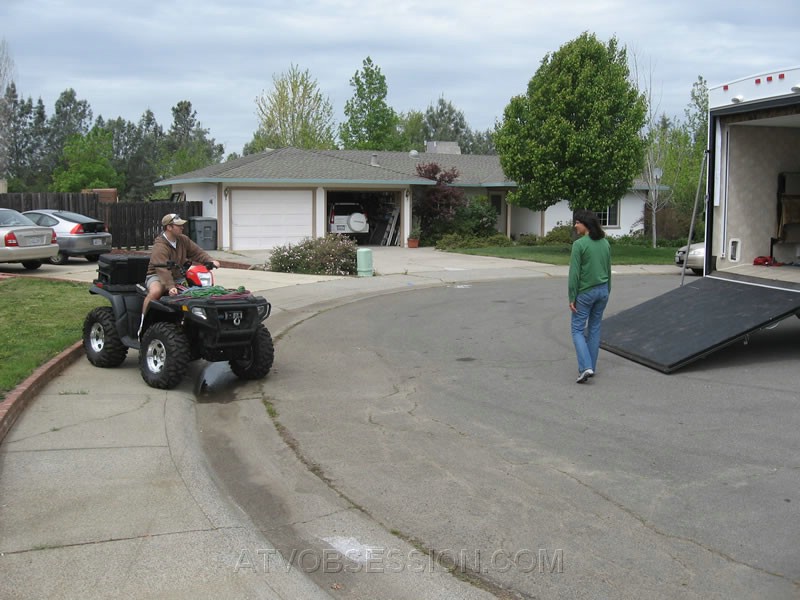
[495,32,647,212]
[339,57,401,150]
[248,64,336,152]
[50,127,123,192]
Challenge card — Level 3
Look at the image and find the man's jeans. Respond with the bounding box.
[571,283,609,373]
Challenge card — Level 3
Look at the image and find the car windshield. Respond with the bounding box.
[0,209,37,227]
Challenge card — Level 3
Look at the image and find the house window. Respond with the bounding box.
[490,193,502,214]
[595,202,619,228]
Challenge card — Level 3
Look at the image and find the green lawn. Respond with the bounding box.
[0,277,105,399]
[450,244,678,266]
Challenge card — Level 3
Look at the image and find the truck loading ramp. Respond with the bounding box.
[600,277,800,373]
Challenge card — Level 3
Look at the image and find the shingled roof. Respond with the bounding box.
[157,147,515,188]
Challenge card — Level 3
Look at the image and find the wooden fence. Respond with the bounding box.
[0,193,204,249]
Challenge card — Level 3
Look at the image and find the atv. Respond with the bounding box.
[82,253,274,389]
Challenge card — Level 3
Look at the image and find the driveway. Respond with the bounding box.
[199,275,799,599]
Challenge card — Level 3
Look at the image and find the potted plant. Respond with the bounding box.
[407,219,422,248]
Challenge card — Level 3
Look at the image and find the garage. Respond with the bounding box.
[326,190,401,246]
[230,189,313,250]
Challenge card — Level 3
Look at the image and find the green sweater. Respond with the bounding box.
[568,235,611,302]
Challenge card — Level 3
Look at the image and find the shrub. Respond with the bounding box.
[268,234,357,275]
[541,224,574,245]
[516,233,540,246]
[436,232,514,250]
[452,196,500,237]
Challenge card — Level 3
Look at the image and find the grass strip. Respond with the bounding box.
[451,244,677,265]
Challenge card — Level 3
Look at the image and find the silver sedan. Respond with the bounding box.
[675,242,705,275]
[0,208,59,270]
[23,209,112,265]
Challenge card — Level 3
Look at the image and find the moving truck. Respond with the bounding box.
[601,66,800,372]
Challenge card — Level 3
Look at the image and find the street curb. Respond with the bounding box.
[0,340,85,444]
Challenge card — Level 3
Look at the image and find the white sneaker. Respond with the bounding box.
[576,369,594,384]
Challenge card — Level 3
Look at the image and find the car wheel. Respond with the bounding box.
[49,251,69,265]
[83,307,128,367]
[691,268,703,276]
[347,212,368,233]
[85,254,101,262]
[229,325,274,380]
[139,322,190,389]
[21,260,42,270]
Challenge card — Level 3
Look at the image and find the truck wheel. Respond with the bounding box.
[84,307,129,368]
[139,322,190,389]
[230,325,274,380]
[49,251,69,265]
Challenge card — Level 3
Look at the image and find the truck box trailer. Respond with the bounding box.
[601,66,800,372]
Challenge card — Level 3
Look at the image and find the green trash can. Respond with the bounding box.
[188,217,217,251]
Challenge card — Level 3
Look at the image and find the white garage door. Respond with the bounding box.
[231,189,313,250]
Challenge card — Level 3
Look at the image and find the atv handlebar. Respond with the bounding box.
[151,260,217,271]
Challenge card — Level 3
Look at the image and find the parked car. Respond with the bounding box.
[328,202,369,235]
[675,243,705,275]
[0,208,59,270]
[23,209,112,265]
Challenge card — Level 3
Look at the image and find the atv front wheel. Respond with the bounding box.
[139,322,190,389]
[230,324,274,380]
[83,307,128,367]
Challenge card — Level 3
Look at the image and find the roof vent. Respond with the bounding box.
[370,153,379,167]
[409,150,419,159]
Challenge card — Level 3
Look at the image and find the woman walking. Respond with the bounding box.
[568,209,611,383]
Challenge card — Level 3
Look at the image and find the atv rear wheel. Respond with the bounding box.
[83,307,128,367]
[139,322,190,389]
[229,324,274,380]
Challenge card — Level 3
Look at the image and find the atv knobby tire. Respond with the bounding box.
[83,307,128,367]
[229,324,274,380]
[139,322,190,389]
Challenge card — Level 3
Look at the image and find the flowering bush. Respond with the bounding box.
[268,235,358,275]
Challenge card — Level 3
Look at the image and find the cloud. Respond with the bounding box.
[2,0,799,154]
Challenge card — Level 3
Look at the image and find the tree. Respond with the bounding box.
[0,38,16,179]
[43,88,93,180]
[339,57,401,150]
[413,162,467,237]
[424,97,468,145]
[250,64,336,152]
[397,110,426,152]
[159,100,223,180]
[100,109,165,200]
[494,32,647,212]
[50,127,123,192]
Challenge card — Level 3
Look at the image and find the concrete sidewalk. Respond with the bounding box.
[0,248,678,599]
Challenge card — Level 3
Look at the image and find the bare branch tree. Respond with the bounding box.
[0,38,16,180]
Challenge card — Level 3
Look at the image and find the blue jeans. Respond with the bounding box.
[571,284,609,373]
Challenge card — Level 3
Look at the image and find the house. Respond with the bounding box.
[156,147,646,250]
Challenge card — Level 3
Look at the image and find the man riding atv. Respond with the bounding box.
[142,213,220,326]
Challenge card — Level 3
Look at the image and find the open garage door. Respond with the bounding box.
[231,189,313,250]
[601,277,800,373]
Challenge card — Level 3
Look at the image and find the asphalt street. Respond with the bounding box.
[199,275,800,599]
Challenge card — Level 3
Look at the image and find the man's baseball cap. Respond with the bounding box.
[162,213,188,226]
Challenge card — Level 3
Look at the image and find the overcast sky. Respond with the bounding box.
[2,0,798,156]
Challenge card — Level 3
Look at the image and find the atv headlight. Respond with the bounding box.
[191,306,207,320]
[257,303,271,320]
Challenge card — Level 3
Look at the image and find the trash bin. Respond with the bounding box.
[188,217,217,251]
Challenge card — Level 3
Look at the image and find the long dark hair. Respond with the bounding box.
[573,209,606,241]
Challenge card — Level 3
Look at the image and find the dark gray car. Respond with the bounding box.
[24,209,112,265]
